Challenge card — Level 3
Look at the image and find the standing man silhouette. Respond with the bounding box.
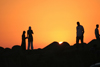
[76,22,84,44]
[95,24,100,39]
[27,26,34,50]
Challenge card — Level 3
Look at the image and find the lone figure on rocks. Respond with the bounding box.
[95,24,100,40]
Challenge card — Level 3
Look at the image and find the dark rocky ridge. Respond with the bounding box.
[0,39,100,67]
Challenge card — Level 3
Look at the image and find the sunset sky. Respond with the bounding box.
[0,0,100,49]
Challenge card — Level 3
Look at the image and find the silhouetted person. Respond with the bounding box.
[27,26,34,50]
[21,31,28,50]
[95,24,100,39]
[76,22,84,44]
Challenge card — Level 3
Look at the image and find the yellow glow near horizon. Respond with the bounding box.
[0,0,100,49]
[59,42,63,45]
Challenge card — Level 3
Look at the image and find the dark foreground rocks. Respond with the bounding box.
[0,39,100,67]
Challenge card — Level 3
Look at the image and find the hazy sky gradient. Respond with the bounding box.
[0,0,100,49]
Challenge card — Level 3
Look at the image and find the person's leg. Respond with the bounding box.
[23,44,25,50]
[28,41,30,50]
[76,36,79,44]
[99,35,100,40]
[21,45,24,50]
[81,35,84,48]
[24,43,26,50]
[96,36,100,40]
[81,35,83,44]
[76,37,79,49]
[31,41,33,50]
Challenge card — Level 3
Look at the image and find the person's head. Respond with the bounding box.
[96,24,99,28]
[29,26,31,30]
[23,31,26,35]
[77,22,80,26]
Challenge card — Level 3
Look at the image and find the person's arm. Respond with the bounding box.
[82,29,84,34]
[82,26,84,34]
[96,29,99,37]
[25,37,28,39]
[32,30,34,34]
[27,31,29,38]
[22,35,26,40]
[97,29,99,36]
[97,30,100,38]
[76,27,77,33]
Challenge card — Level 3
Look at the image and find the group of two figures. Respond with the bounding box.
[21,26,34,50]
[76,22,100,45]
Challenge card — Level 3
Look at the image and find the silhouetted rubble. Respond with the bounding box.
[0,39,100,67]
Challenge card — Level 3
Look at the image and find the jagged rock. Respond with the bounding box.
[87,39,100,49]
[0,47,4,54]
[43,41,59,51]
[0,39,100,67]
[12,45,22,51]
[90,63,100,67]
[2,48,12,56]
[5,48,10,50]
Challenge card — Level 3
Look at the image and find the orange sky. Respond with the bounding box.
[0,0,100,49]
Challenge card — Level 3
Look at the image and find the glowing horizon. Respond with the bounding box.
[0,0,100,49]
[59,41,63,45]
